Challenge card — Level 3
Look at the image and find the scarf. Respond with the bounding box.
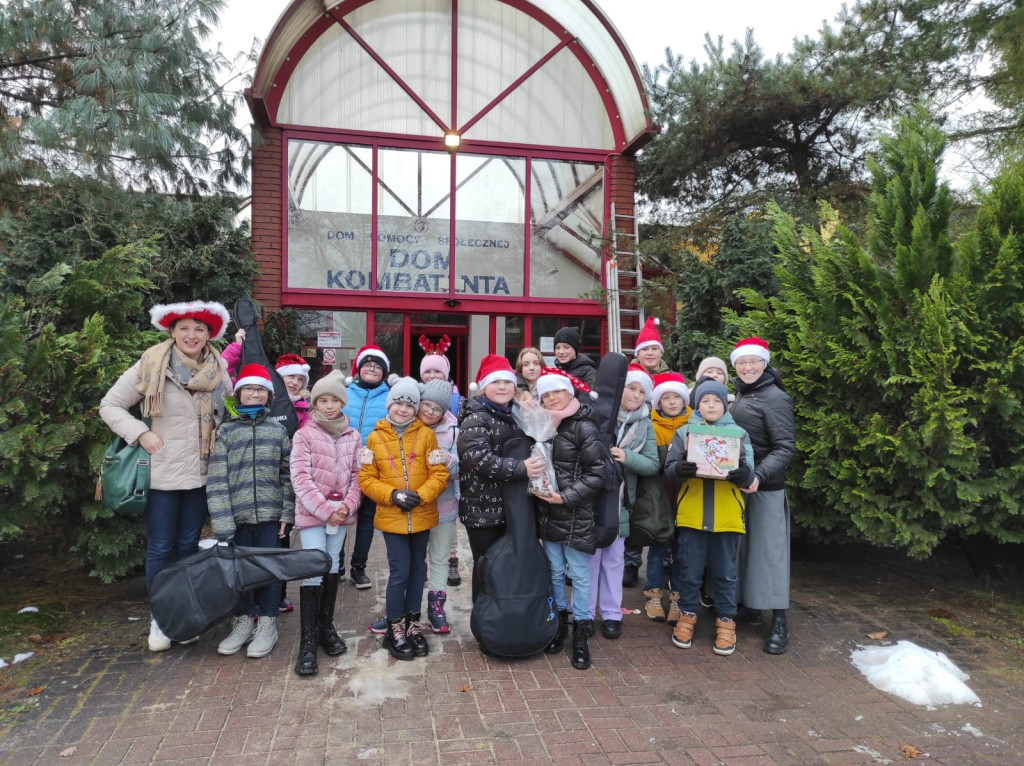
[386,415,414,436]
[542,396,581,429]
[134,338,226,459]
[311,408,350,437]
[615,403,649,453]
[236,405,266,420]
[476,395,517,425]
[651,407,691,447]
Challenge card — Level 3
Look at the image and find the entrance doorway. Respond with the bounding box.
[409,314,469,392]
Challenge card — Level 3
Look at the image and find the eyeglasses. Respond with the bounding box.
[420,403,444,415]
[734,359,766,370]
[361,362,383,371]
[239,386,269,394]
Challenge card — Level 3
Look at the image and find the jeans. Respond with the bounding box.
[544,541,592,623]
[383,530,430,620]
[643,541,672,591]
[143,487,208,594]
[235,521,284,618]
[675,528,740,620]
[349,495,377,569]
[426,518,457,592]
[466,525,505,603]
[588,536,624,622]
[298,525,347,587]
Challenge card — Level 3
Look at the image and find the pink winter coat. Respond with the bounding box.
[289,416,363,529]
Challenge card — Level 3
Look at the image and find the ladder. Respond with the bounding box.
[605,202,644,354]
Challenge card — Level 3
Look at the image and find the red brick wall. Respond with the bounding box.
[251,127,283,312]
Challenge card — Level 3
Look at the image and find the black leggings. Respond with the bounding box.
[466,525,506,603]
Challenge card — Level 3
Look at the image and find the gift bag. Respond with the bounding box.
[513,405,560,497]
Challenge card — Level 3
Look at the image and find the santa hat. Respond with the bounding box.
[634,317,663,353]
[420,353,451,381]
[275,353,310,386]
[624,362,654,398]
[150,300,230,340]
[469,354,517,393]
[536,367,597,399]
[730,337,771,366]
[234,363,274,395]
[347,345,390,384]
[651,371,689,409]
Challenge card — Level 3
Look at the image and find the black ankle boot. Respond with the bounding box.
[384,617,415,661]
[571,620,592,670]
[294,586,320,676]
[764,610,789,655]
[317,573,346,656]
[544,610,570,654]
[405,612,429,657]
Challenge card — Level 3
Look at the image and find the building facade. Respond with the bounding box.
[246,0,653,388]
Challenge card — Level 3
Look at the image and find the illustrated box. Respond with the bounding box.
[686,423,743,479]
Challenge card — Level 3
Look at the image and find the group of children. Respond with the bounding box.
[202,318,759,675]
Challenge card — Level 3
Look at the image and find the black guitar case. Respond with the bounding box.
[590,352,628,548]
[470,435,558,658]
[232,299,299,437]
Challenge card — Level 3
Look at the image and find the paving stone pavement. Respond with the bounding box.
[1,533,1022,765]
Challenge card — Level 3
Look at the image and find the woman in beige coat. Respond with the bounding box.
[100,301,232,652]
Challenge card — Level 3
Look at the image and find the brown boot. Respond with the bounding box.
[666,592,682,625]
[671,611,697,648]
[714,617,736,656]
[643,588,665,622]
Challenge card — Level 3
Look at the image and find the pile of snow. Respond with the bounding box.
[851,640,981,707]
[0,652,35,670]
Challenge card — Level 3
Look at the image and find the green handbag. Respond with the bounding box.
[99,420,152,515]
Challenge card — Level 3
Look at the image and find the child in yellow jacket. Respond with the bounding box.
[359,377,447,661]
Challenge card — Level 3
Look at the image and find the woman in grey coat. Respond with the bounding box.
[728,337,796,654]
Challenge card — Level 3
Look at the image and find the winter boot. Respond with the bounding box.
[383,617,415,661]
[294,586,320,676]
[247,616,279,658]
[218,615,255,655]
[622,564,639,588]
[350,564,371,589]
[644,588,666,621]
[714,617,736,656]
[570,620,592,670]
[764,610,789,655]
[427,590,450,634]
[405,612,429,657]
[317,573,347,656]
[671,611,697,649]
[148,617,171,652]
[666,592,682,625]
[544,610,570,654]
[447,556,462,586]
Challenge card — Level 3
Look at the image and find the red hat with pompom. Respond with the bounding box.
[634,316,663,353]
[730,337,771,366]
[469,354,517,393]
[233,364,274,395]
[536,366,596,399]
[651,371,689,408]
[275,353,310,386]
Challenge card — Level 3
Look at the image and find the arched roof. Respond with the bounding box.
[247,0,653,153]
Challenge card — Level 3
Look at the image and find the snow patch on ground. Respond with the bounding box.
[17,606,39,614]
[851,744,891,763]
[962,723,984,737]
[851,640,981,707]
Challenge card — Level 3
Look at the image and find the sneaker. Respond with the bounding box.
[622,564,639,588]
[666,592,682,625]
[351,566,371,590]
[279,597,294,613]
[247,616,279,658]
[369,617,387,634]
[643,588,666,622]
[699,588,715,610]
[447,556,461,587]
[148,618,171,652]
[218,615,256,655]
[671,611,697,649]
[714,617,736,656]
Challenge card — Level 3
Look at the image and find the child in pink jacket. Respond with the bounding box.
[289,371,362,676]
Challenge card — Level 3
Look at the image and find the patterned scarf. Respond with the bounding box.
[615,403,649,453]
[133,338,226,459]
[311,409,350,437]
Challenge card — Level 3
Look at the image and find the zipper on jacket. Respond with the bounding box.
[398,434,412,534]
[251,418,260,523]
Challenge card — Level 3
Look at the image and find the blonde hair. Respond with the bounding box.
[515,347,544,376]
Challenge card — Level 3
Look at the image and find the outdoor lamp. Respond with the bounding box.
[444,132,461,149]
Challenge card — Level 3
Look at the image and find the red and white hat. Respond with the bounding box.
[347,344,390,384]
[469,354,517,392]
[651,371,689,409]
[275,353,310,386]
[234,363,274,395]
[634,316,663,353]
[150,301,230,340]
[625,362,654,398]
[730,337,771,366]
[536,367,596,399]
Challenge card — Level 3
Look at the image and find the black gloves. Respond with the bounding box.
[727,463,754,488]
[670,459,698,482]
[391,489,421,511]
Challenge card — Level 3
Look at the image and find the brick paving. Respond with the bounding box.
[2,534,1023,765]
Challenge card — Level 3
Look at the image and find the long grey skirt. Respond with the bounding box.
[737,489,790,609]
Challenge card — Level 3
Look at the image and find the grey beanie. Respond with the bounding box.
[420,379,453,410]
[310,370,348,408]
[386,376,420,409]
[691,379,730,411]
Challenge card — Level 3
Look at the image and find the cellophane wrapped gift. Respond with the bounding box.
[513,405,560,497]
